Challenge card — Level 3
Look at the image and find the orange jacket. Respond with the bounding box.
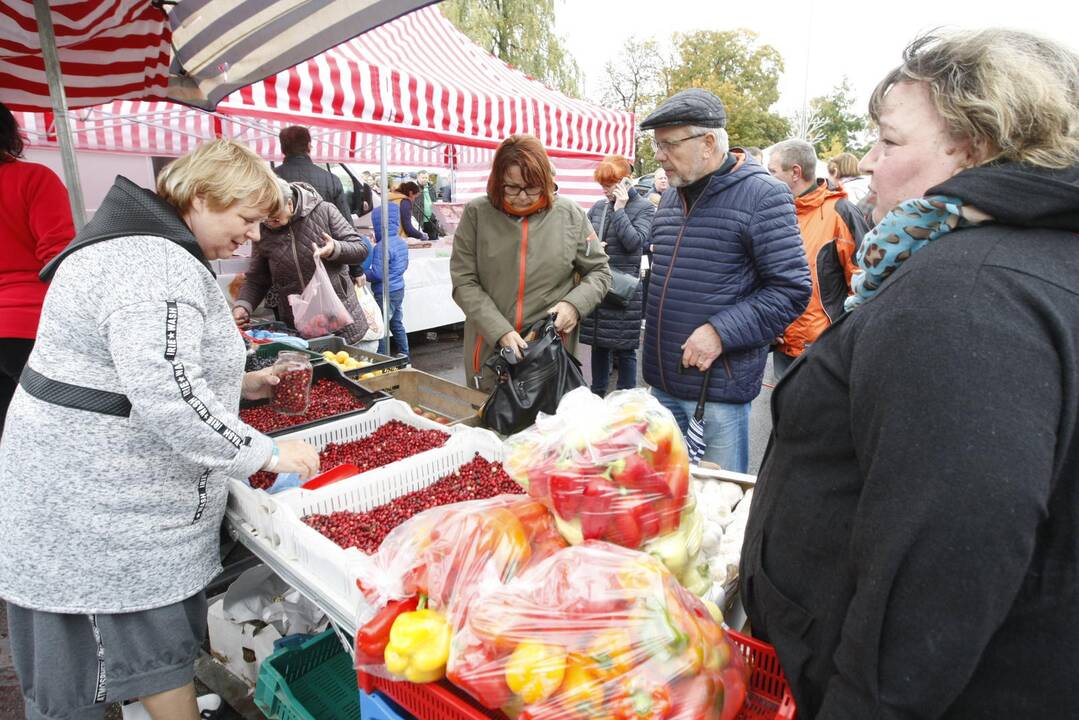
[777,180,867,357]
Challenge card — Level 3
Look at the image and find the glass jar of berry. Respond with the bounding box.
[270,351,313,415]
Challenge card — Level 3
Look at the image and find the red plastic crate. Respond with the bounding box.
[728,629,797,720]
[359,630,795,720]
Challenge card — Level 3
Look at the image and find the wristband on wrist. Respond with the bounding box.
[264,443,280,472]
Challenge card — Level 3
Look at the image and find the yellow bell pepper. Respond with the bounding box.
[504,641,567,704]
[383,607,451,683]
[586,629,635,680]
[559,654,612,720]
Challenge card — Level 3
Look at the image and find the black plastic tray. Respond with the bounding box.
[239,363,387,437]
[308,336,409,376]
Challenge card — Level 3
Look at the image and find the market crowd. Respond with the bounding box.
[0,24,1077,720]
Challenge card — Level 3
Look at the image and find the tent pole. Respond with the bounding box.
[32,0,86,230]
[379,134,391,355]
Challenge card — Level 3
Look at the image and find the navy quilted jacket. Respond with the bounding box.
[642,157,811,403]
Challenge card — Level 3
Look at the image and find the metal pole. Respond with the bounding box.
[379,134,391,354]
[33,0,86,230]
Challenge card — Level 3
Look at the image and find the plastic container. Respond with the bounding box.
[308,336,408,376]
[254,341,322,363]
[240,363,384,438]
[351,368,486,426]
[357,672,504,720]
[359,690,412,720]
[354,630,794,720]
[270,427,504,624]
[254,629,358,720]
[728,629,798,720]
[271,351,314,415]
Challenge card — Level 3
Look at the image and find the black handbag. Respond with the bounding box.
[602,267,639,308]
[481,315,586,435]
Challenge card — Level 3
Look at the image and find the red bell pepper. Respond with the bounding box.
[354,595,420,664]
[610,453,673,500]
[632,501,662,541]
[719,666,748,720]
[447,646,513,709]
[610,509,643,549]
[550,473,584,520]
[580,477,617,540]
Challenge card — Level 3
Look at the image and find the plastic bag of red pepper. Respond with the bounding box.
[352,495,749,720]
[502,388,711,596]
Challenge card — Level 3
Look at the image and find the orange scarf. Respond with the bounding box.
[502,195,548,217]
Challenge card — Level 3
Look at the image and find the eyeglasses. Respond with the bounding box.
[503,184,543,198]
[650,132,708,154]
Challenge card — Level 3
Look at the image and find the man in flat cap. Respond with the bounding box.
[640,89,810,472]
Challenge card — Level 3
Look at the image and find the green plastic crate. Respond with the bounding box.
[254,630,359,720]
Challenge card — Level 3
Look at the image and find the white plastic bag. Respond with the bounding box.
[355,281,385,342]
[287,257,353,338]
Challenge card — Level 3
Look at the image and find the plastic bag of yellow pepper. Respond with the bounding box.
[448,543,749,720]
[353,495,568,684]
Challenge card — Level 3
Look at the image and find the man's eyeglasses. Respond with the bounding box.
[503,184,543,198]
[650,132,708,154]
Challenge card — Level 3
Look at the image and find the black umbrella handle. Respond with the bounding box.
[694,366,713,421]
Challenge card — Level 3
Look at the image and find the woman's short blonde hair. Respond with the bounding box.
[827,152,860,179]
[870,29,1079,169]
[157,139,283,215]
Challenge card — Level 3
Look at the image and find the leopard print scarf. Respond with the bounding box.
[845,196,966,311]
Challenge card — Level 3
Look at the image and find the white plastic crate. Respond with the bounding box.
[225,400,467,540]
[269,429,506,623]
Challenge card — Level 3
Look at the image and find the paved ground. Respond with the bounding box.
[0,327,777,719]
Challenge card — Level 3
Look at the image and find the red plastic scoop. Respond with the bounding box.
[301,463,360,490]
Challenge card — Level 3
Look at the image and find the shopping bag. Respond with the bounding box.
[481,315,585,435]
[355,281,385,342]
[287,257,354,338]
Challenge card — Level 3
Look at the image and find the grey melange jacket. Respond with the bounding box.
[0,236,273,613]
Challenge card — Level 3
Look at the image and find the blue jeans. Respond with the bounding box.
[375,288,409,356]
[650,386,751,473]
[590,347,638,397]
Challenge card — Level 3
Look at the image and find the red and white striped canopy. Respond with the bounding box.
[12,6,633,162]
[217,6,634,159]
[0,1,171,111]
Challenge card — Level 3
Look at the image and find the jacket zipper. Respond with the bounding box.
[514,217,529,332]
[473,335,485,374]
[656,191,704,391]
[288,226,305,286]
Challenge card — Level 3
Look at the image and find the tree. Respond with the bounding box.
[665,30,790,149]
[598,37,671,174]
[804,78,870,158]
[441,0,582,97]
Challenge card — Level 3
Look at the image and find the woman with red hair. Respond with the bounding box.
[579,155,655,395]
[450,135,612,391]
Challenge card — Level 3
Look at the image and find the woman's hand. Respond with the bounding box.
[232,306,251,328]
[498,330,528,360]
[275,439,320,480]
[241,367,279,400]
[548,301,580,334]
[313,232,336,260]
[612,181,630,210]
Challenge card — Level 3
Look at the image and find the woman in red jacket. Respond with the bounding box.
[0,102,75,436]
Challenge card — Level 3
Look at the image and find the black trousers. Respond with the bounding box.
[0,337,34,439]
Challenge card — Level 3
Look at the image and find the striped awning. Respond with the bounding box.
[0,0,439,112]
[14,6,634,161]
[215,6,634,159]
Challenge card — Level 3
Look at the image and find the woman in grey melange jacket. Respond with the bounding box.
[0,140,319,719]
[232,180,370,343]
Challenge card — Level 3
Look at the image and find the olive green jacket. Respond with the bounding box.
[450,196,612,390]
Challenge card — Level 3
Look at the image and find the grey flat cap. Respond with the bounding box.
[639,89,727,130]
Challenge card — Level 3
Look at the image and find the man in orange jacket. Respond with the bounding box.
[767,139,869,379]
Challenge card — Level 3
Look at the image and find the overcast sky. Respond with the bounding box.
[556,0,1079,119]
